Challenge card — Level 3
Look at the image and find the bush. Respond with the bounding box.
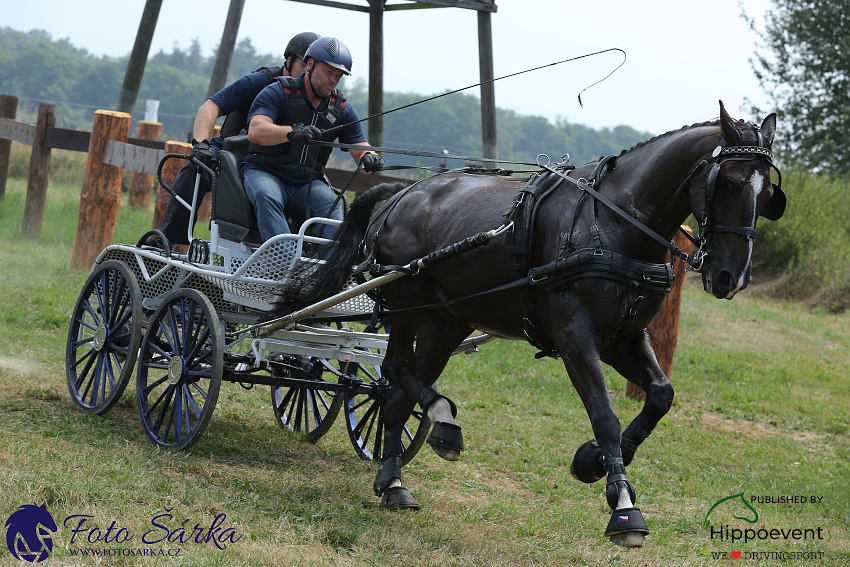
[753,169,850,312]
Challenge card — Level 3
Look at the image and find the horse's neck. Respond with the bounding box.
[617,125,723,247]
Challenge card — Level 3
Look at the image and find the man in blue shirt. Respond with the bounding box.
[244,37,383,242]
[156,32,321,246]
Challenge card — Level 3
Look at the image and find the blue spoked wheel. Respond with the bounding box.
[66,260,143,415]
[270,356,344,441]
[343,356,430,465]
[136,288,223,450]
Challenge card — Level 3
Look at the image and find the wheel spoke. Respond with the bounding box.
[71,346,97,373]
[184,383,203,420]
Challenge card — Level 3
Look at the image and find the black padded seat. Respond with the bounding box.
[213,136,263,245]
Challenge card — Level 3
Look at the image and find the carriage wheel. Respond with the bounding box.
[136,289,223,451]
[343,359,431,466]
[270,357,344,441]
[66,260,143,415]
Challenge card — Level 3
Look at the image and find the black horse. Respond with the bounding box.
[280,102,784,547]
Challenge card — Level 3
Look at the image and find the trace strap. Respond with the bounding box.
[540,163,697,269]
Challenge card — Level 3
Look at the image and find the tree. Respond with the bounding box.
[746,1,850,175]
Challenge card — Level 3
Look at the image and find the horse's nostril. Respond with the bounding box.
[715,271,735,295]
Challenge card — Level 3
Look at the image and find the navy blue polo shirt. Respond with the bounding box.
[245,73,367,185]
[206,70,273,149]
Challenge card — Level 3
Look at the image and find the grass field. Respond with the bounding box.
[0,175,848,566]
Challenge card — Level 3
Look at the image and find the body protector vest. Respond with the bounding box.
[247,75,347,179]
[219,66,284,139]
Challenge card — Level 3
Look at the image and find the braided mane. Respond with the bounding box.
[618,116,761,158]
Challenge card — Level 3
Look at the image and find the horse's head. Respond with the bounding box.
[688,101,786,299]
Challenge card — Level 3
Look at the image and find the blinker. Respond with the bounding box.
[760,184,786,221]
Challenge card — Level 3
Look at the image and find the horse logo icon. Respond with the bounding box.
[704,492,759,525]
[5,504,57,563]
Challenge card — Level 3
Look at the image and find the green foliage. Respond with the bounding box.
[754,169,850,311]
[1,27,651,164]
[745,1,850,175]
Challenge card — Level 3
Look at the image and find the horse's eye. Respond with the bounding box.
[720,176,738,191]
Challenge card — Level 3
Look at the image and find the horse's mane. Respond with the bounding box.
[616,116,761,158]
[617,120,720,157]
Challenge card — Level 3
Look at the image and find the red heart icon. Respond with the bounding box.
[731,551,742,559]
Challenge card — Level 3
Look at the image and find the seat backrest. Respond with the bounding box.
[221,135,250,162]
[213,143,263,245]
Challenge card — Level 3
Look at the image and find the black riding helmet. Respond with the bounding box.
[304,37,353,75]
[284,32,321,68]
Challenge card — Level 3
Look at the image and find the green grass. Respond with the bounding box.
[0,176,849,566]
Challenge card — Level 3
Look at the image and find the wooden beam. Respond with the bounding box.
[0,117,35,146]
[368,0,384,149]
[117,0,164,115]
[44,128,90,152]
[478,7,497,161]
[387,0,497,12]
[282,0,369,13]
[22,104,56,239]
[207,0,246,98]
[0,95,18,201]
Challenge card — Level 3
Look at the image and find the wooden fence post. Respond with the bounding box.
[0,94,19,201]
[626,225,693,402]
[21,104,57,238]
[127,120,162,210]
[70,110,131,271]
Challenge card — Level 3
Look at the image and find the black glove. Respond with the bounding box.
[189,139,213,166]
[360,152,384,173]
[287,124,322,143]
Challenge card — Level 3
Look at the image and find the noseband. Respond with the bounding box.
[683,144,786,273]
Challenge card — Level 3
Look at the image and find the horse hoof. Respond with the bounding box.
[605,507,649,548]
[609,531,647,548]
[380,486,420,511]
[570,439,605,483]
[427,421,464,461]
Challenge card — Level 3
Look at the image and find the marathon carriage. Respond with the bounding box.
[64,135,493,462]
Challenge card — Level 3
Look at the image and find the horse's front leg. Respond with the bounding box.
[603,329,675,466]
[555,330,650,548]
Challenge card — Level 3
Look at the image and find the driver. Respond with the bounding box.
[244,37,383,242]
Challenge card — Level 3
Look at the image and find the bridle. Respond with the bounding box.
[682,143,786,273]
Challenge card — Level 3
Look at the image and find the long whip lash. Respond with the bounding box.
[324,48,627,135]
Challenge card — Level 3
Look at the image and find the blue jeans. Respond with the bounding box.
[243,167,343,242]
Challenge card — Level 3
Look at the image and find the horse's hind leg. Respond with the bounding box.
[382,315,472,461]
[373,387,421,510]
[373,315,472,509]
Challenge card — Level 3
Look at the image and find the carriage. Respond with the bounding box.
[65,103,786,548]
[64,135,493,464]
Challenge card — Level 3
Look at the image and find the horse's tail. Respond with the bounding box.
[275,181,410,314]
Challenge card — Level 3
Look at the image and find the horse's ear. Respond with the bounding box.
[719,100,744,145]
[760,113,777,149]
